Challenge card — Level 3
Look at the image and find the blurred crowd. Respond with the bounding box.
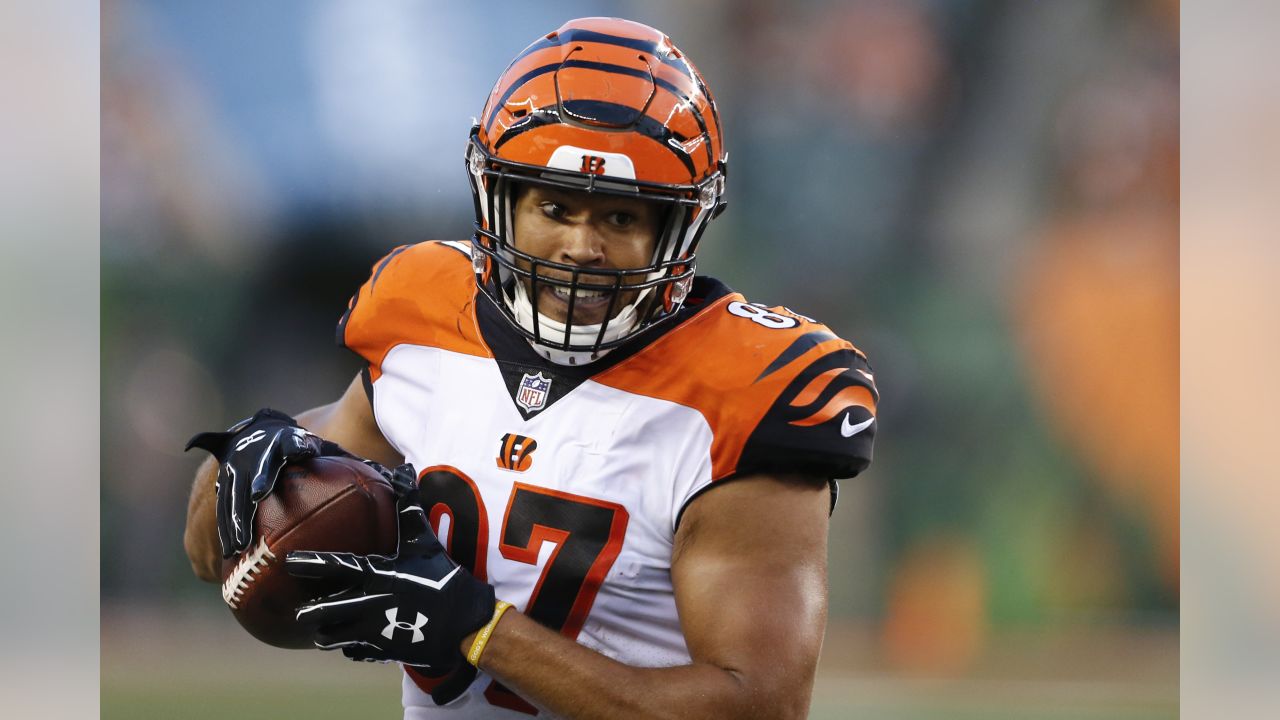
[102,0,1178,675]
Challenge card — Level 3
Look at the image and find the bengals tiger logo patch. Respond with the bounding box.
[496,433,538,472]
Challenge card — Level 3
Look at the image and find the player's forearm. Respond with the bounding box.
[470,611,808,720]
[183,455,222,581]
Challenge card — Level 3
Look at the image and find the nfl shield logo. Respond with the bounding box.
[516,372,552,413]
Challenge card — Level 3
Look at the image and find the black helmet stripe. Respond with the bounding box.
[489,107,560,150]
[558,30,723,146]
[486,63,558,134]
[563,59,714,169]
[493,102,699,178]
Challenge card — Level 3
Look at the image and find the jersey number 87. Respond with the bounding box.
[418,466,629,714]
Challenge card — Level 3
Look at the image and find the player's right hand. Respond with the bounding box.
[186,409,333,557]
[285,466,497,672]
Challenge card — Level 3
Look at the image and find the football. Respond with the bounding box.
[219,456,399,649]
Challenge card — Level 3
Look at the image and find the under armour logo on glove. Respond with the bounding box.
[384,607,428,643]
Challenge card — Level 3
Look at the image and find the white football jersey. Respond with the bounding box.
[338,241,877,718]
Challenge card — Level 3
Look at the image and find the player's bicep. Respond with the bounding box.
[671,474,830,707]
[298,373,400,467]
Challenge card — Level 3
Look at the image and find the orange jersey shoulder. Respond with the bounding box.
[594,293,878,481]
[338,241,490,380]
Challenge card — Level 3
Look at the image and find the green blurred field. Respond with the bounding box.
[103,605,1177,720]
[104,685,400,720]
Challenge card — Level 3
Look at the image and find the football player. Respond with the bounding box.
[184,17,877,719]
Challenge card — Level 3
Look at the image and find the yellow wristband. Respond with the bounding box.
[467,600,514,667]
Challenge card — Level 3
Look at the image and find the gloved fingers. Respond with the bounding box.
[240,499,265,555]
[191,411,311,556]
[213,477,229,558]
[231,458,257,552]
[389,464,420,499]
[312,619,368,649]
[247,430,286,503]
[314,636,381,653]
[396,502,436,555]
[389,465,440,555]
[341,645,396,663]
[285,551,372,583]
[281,426,323,459]
[216,464,239,557]
[295,592,392,627]
[314,583,366,602]
[249,427,324,505]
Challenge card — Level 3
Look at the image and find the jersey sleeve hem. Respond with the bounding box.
[673,471,838,533]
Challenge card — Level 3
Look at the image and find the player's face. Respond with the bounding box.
[512,185,662,326]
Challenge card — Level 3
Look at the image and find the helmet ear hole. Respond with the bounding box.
[672,274,692,306]
[660,266,692,314]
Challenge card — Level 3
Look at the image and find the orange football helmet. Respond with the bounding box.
[466,17,727,364]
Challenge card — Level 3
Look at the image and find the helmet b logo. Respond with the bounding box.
[580,154,607,175]
[497,433,538,472]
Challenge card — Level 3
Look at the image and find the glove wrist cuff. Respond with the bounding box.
[466,600,513,668]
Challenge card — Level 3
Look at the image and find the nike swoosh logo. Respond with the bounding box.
[840,414,875,438]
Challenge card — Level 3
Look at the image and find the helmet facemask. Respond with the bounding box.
[465,18,727,364]
[466,130,723,365]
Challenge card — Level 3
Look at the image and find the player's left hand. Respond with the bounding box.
[285,465,497,675]
[186,408,346,557]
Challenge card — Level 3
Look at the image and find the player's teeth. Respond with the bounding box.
[553,288,608,301]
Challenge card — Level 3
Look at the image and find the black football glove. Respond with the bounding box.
[286,465,496,678]
[186,408,352,557]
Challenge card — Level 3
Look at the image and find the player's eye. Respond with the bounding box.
[606,211,635,228]
[539,201,568,220]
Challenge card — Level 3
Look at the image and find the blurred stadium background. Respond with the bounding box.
[101,1,1178,717]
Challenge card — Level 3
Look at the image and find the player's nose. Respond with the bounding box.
[557,221,607,267]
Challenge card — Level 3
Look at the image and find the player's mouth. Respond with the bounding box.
[537,284,619,325]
